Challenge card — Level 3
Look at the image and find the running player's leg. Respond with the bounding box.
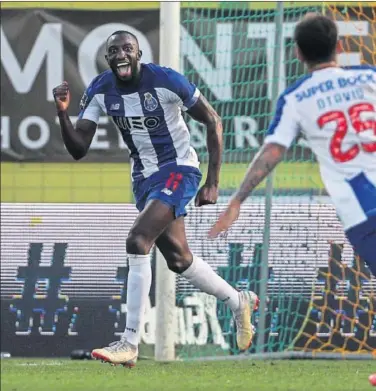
[123,198,176,343]
[345,170,376,278]
[346,215,376,277]
[156,217,259,351]
[91,199,175,366]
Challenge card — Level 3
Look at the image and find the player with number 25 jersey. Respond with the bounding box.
[265,65,376,234]
[210,13,376,278]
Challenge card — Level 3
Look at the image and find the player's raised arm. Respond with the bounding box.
[187,94,223,206]
[209,93,300,238]
[53,81,97,160]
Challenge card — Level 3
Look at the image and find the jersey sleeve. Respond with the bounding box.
[264,94,300,148]
[164,68,201,111]
[77,81,102,123]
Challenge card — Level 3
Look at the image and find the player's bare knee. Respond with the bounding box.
[126,232,152,255]
[166,252,193,274]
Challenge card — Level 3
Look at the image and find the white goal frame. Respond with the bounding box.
[155,1,181,362]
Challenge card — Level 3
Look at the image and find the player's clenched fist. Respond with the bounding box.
[53,81,71,112]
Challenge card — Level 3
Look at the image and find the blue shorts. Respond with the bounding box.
[346,215,376,275]
[133,164,202,218]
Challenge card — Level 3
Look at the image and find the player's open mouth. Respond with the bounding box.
[117,62,131,78]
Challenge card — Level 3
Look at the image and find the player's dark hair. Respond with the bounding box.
[294,15,338,65]
[106,30,139,48]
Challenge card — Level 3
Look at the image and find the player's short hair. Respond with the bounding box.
[294,14,338,64]
[106,30,139,48]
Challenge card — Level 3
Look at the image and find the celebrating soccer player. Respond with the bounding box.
[53,31,259,367]
[209,14,376,277]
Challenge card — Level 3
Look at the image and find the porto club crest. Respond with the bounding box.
[143,92,158,112]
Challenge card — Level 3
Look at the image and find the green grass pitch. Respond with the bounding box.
[1,358,374,391]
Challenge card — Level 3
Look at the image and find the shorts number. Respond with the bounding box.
[165,172,183,191]
[317,103,376,163]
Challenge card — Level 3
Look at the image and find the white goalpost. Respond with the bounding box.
[154,1,181,362]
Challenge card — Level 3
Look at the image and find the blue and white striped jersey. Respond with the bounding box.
[264,65,376,230]
[78,63,201,180]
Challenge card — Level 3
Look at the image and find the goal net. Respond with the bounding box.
[172,1,376,359]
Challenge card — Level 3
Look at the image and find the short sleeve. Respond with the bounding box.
[165,68,201,111]
[77,82,102,123]
[264,94,300,148]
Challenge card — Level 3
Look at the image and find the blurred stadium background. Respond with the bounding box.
[1,0,375,373]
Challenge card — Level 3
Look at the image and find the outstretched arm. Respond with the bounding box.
[187,94,223,189]
[208,142,286,238]
[207,92,302,237]
[232,143,286,204]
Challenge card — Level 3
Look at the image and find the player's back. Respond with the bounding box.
[267,65,376,230]
[293,66,376,175]
[295,66,375,229]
